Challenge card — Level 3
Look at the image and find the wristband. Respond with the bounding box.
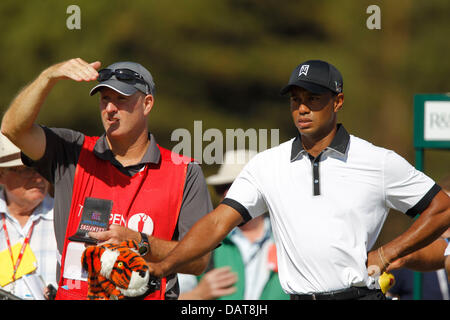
[138,232,150,256]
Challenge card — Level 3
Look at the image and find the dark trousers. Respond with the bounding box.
[290,287,386,300]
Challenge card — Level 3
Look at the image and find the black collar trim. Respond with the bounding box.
[93,132,161,167]
[290,124,350,162]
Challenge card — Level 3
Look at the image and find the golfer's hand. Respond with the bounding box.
[147,261,166,279]
[88,224,140,246]
[386,257,407,272]
[43,58,101,83]
[366,248,386,277]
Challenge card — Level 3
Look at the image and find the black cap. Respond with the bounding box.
[280,60,343,95]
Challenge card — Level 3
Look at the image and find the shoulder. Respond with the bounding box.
[230,139,294,182]
[348,135,389,156]
[158,145,193,165]
[346,134,401,167]
[348,135,420,177]
[261,138,295,157]
[181,162,206,186]
[42,126,86,156]
[43,126,85,145]
[247,138,295,168]
[22,127,85,180]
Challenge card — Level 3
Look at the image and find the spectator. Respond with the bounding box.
[0,133,57,299]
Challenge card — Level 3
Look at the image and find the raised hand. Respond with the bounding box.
[44,58,101,82]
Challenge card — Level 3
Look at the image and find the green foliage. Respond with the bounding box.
[0,0,449,189]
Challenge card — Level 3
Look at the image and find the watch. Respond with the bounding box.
[138,232,150,256]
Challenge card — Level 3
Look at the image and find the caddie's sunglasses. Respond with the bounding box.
[97,68,149,92]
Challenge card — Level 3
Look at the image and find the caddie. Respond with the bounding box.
[1,58,213,300]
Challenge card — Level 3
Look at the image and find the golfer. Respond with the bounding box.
[147,59,450,300]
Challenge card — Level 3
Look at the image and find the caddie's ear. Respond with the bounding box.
[82,245,105,275]
[143,94,154,116]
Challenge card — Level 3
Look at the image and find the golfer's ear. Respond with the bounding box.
[334,93,344,112]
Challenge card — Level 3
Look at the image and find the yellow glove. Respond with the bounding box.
[378,272,395,294]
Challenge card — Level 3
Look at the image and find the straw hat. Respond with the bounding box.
[0,133,23,167]
[206,149,257,186]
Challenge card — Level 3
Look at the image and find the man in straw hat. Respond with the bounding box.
[0,133,57,299]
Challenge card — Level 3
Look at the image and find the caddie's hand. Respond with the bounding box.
[88,224,140,246]
[43,58,101,83]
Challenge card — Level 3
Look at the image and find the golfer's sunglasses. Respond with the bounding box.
[97,68,149,92]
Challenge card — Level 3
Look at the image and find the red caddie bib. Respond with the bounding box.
[55,136,190,300]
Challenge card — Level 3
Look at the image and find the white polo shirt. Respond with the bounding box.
[223,124,440,295]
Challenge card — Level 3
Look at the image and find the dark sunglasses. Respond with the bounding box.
[98,68,149,92]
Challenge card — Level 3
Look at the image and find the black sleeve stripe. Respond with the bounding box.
[405,183,442,218]
[221,198,252,224]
